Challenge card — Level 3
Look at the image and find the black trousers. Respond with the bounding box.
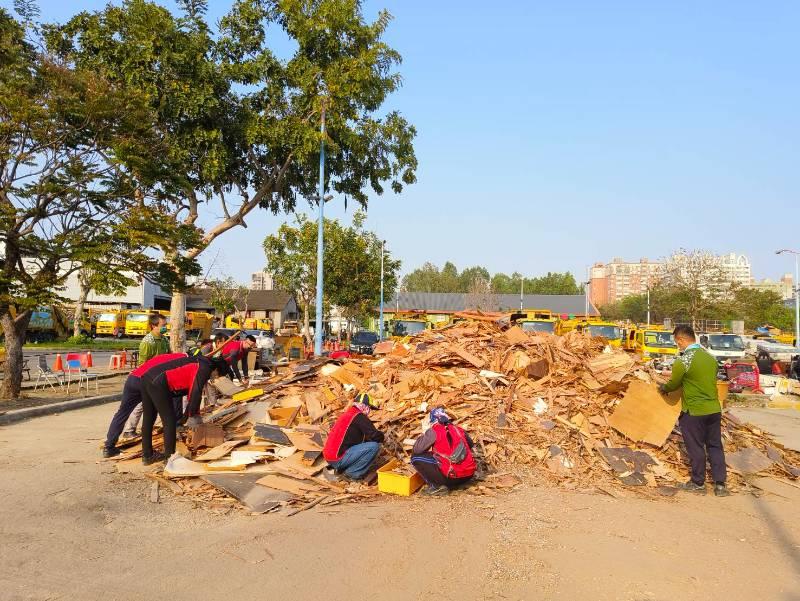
[141,378,177,459]
[411,453,473,488]
[679,411,727,485]
[103,376,141,450]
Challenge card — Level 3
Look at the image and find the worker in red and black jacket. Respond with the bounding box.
[219,335,257,386]
[102,352,187,458]
[322,392,384,480]
[139,354,229,465]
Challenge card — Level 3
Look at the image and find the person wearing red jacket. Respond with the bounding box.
[139,354,228,465]
[411,408,477,496]
[323,393,384,480]
[102,352,187,458]
[219,335,257,386]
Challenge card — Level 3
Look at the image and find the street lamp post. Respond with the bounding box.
[314,108,326,357]
[776,249,800,347]
[379,239,385,340]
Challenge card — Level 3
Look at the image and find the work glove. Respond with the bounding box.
[185,415,203,427]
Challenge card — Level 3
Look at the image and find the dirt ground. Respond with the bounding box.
[1,404,800,601]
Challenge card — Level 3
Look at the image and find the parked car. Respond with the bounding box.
[349,330,379,355]
[209,328,239,342]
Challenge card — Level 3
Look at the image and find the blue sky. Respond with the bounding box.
[14,1,800,283]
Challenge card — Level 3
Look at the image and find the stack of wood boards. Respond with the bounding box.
[110,319,800,512]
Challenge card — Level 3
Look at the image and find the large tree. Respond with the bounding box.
[0,8,190,398]
[264,212,400,343]
[51,0,417,351]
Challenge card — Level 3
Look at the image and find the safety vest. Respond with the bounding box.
[431,422,476,479]
[323,406,360,463]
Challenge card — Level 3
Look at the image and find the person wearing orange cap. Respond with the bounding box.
[322,392,383,480]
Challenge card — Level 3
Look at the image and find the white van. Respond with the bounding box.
[698,332,746,363]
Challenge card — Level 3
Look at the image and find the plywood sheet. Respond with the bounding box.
[202,473,294,513]
[503,326,530,345]
[726,448,774,474]
[608,381,681,447]
[212,377,245,396]
[256,474,323,495]
[285,431,323,452]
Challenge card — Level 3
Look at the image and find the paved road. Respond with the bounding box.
[1,404,800,601]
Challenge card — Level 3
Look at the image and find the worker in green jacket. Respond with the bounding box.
[123,313,171,437]
[660,324,730,497]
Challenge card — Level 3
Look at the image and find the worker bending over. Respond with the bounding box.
[411,408,477,496]
[123,313,171,438]
[323,392,384,480]
[660,325,730,497]
[102,352,187,458]
[139,354,228,465]
[219,334,256,387]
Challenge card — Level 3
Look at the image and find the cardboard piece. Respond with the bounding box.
[608,381,681,447]
[186,424,225,450]
[164,454,208,477]
[202,473,294,513]
[267,406,300,427]
[271,451,325,477]
[194,439,246,462]
[304,391,327,422]
[329,366,365,389]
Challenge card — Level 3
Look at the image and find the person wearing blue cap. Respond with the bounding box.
[411,407,477,496]
[322,392,384,480]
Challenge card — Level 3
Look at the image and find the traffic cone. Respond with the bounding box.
[53,353,63,372]
[86,351,93,368]
[121,349,127,368]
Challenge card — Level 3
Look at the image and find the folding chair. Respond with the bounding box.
[33,355,64,391]
[65,357,99,394]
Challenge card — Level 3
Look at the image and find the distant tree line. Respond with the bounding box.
[400,262,583,295]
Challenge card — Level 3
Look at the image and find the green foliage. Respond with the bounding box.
[401,263,582,295]
[207,277,249,318]
[601,285,794,331]
[263,211,400,322]
[50,0,417,267]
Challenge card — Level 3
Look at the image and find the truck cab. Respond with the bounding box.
[634,327,677,367]
[698,332,746,363]
[389,312,431,339]
[560,319,623,347]
[95,310,127,338]
[510,309,558,334]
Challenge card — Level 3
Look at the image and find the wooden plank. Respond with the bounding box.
[503,326,530,345]
[304,391,327,422]
[194,439,246,462]
[453,346,485,369]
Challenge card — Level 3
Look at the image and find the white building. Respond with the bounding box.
[250,271,274,290]
[717,253,752,287]
[60,272,172,310]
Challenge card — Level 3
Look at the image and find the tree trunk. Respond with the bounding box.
[1,310,32,400]
[303,300,312,347]
[51,305,69,341]
[170,291,187,352]
[73,282,90,338]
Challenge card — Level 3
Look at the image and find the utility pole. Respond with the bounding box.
[777,249,800,347]
[647,286,651,326]
[314,108,326,357]
[519,277,523,312]
[379,239,385,340]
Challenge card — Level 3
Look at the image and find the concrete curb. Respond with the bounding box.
[0,392,122,426]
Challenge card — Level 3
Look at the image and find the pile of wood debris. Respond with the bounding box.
[110,317,800,513]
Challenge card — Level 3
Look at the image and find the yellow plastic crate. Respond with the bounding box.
[377,459,424,496]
